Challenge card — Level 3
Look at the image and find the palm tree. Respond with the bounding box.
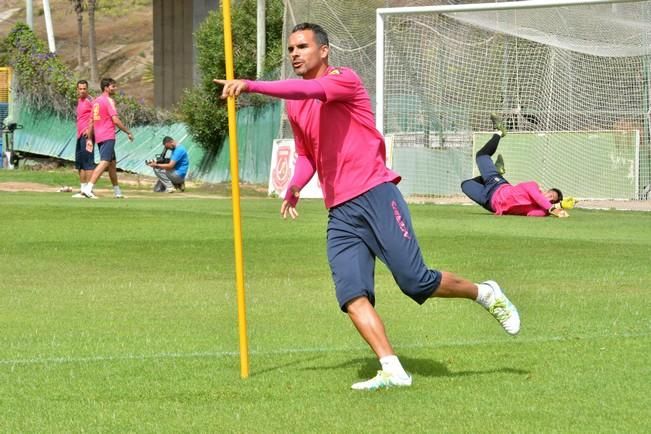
[71,0,85,72]
[88,0,98,83]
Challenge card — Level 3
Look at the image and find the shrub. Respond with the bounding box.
[4,23,167,125]
[179,0,283,154]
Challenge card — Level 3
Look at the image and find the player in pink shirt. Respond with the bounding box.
[461,114,570,217]
[72,80,96,198]
[81,78,133,199]
[216,23,520,390]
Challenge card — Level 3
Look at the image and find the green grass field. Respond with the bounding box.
[0,171,649,432]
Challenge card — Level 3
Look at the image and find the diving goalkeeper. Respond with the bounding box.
[461,114,575,217]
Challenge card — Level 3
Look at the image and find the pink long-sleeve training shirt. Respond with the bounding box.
[491,181,553,217]
[246,66,400,209]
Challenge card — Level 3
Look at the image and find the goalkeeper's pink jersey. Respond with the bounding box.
[491,181,552,217]
[247,66,400,208]
[92,94,118,143]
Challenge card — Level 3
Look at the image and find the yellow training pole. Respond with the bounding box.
[222,0,249,379]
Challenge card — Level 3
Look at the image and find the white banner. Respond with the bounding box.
[268,139,323,199]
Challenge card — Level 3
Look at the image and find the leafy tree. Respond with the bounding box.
[4,23,165,125]
[70,0,85,72]
[179,0,284,154]
[88,0,98,83]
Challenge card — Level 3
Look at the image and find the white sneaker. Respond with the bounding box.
[114,193,125,199]
[71,192,85,198]
[351,370,412,391]
[482,280,520,335]
[81,187,97,199]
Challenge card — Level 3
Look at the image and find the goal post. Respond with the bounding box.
[376,0,651,200]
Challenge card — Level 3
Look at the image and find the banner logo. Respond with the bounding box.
[272,145,291,192]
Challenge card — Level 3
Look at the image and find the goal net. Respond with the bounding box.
[378,0,651,200]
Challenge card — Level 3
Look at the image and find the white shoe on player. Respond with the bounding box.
[81,186,97,199]
[481,280,520,335]
[351,370,412,391]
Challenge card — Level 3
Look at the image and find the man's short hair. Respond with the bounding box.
[100,78,116,92]
[292,23,329,47]
[550,188,563,203]
[162,136,174,145]
[77,79,88,87]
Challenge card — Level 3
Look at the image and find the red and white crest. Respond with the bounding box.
[271,144,292,192]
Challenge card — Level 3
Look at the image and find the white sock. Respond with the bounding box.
[475,282,494,308]
[85,182,94,193]
[380,355,409,378]
[495,130,504,137]
[80,182,86,191]
[113,185,122,194]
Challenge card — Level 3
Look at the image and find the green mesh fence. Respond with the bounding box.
[11,102,281,184]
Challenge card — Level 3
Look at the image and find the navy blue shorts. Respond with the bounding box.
[460,154,509,212]
[75,135,96,170]
[97,139,116,162]
[327,182,442,312]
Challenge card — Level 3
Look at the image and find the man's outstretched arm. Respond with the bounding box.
[521,183,570,217]
[520,182,554,212]
[214,78,326,101]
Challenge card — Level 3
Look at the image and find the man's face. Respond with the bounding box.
[287,30,328,79]
[164,140,176,149]
[543,189,560,203]
[77,83,88,99]
[104,83,117,96]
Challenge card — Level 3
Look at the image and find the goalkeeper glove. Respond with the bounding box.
[560,197,576,209]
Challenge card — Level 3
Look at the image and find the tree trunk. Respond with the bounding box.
[72,0,84,72]
[88,0,98,84]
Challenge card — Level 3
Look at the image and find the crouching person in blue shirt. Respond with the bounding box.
[148,136,189,193]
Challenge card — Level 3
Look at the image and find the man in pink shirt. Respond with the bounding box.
[72,79,96,198]
[81,78,133,199]
[216,23,520,390]
[461,114,569,217]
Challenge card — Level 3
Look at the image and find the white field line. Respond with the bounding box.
[0,331,647,367]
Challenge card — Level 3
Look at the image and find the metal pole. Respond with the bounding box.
[375,9,384,135]
[25,0,33,29]
[256,0,266,78]
[42,0,56,53]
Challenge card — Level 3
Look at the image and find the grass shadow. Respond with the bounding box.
[396,356,529,378]
[249,355,322,378]
[300,356,529,379]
